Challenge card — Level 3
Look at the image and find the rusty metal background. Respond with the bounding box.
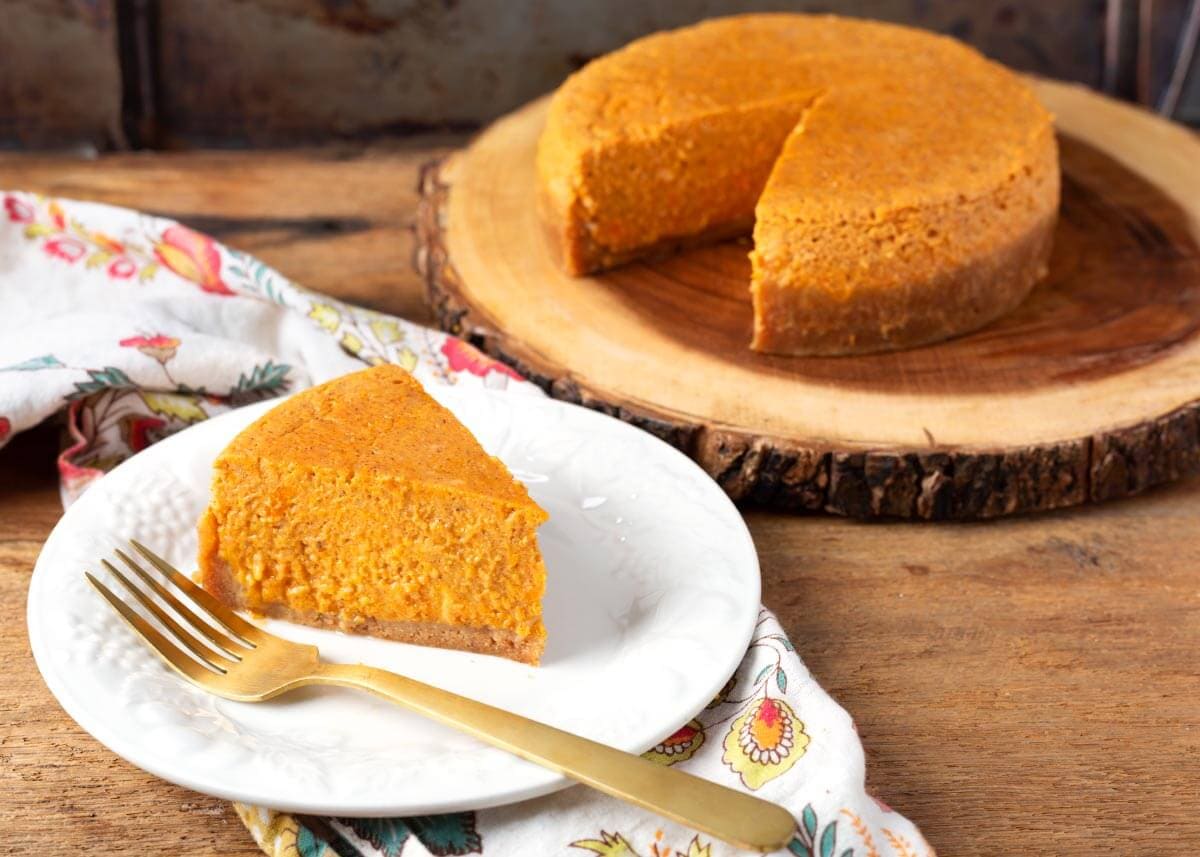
[1,0,1196,149]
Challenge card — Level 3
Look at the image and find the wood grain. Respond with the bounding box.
[1,147,1198,855]
[419,81,1200,520]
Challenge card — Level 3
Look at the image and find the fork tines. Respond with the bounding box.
[86,540,259,680]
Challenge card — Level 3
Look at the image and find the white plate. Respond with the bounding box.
[27,385,760,816]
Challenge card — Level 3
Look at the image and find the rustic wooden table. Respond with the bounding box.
[1,147,1197,855]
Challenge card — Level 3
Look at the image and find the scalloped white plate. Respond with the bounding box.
[27,384,760,816]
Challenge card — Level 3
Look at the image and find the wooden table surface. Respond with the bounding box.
[1,147,1197,855]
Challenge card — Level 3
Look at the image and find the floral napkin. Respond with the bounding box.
[2,192,933,857]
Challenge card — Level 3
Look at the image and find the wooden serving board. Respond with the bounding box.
[416,80,1200,520]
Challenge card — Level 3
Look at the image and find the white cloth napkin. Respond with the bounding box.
[1,191,932,857]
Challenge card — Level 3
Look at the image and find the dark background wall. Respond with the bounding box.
[2,0,1197,150]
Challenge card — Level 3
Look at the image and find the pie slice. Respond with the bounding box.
[198,364,548,664]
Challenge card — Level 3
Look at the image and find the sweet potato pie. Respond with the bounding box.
[536,14,1061,355]
[198,365,548,664]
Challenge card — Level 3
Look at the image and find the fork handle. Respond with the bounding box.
[314,662,796,853]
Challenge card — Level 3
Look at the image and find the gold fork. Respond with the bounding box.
[86,541,796,853]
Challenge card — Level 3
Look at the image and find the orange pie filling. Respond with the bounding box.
[198,366,548,664]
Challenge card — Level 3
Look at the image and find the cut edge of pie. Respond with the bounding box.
[198,541,544,664]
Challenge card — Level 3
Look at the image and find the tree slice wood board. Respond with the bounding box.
[416,79,1200,520]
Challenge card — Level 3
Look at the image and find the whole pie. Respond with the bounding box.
[198,365,548,664]
[536,14,1060,355]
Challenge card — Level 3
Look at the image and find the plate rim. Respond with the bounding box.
[26,386,761,816]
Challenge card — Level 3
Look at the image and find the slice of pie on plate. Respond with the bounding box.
[198,364,548,664]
